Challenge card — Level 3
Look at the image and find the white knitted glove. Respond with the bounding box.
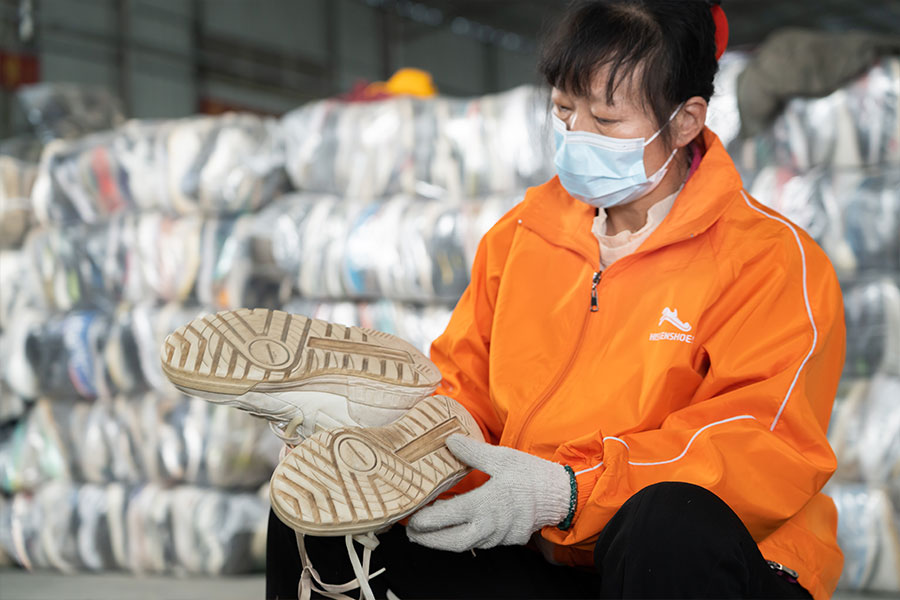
[407,434,573,552]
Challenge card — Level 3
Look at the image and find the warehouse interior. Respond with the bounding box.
[1,0,899,598]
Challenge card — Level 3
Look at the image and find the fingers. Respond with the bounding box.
[408,492,478,532]
[445,433,497,472]
[406,522,485,553]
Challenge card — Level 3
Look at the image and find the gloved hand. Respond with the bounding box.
[407,434,572,552]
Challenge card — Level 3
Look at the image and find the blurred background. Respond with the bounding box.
[0,0,898,598]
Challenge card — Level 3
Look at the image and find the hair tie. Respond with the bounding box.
[710,2,729,60]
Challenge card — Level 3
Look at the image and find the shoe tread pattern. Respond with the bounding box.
[160,308,441,396]
[269,395,481,535]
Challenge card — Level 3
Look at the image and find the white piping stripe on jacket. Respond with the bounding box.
[574,416,757,474]
[627,415,758,466]
[575,462,604,476]
[603,436,630,451]
[572,438,627,476]
[740,190,819,431]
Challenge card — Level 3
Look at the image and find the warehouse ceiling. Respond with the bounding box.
[418,0,900,49]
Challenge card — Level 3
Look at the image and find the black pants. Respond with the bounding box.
[266,482,813,599]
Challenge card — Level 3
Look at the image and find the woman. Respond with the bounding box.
[266,0,845,597]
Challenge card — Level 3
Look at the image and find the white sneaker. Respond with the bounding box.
[270,394,482,536]
[160,308,442,443]
[270,394,483,600]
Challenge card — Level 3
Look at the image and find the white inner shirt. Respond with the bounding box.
[591,187,682,271]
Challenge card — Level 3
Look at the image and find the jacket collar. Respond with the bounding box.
[519,128,745,268]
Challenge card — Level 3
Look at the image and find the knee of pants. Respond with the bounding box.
[594,482,747,561]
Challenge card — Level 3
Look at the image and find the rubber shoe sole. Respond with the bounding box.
[269,394,482,536]
[160,308,442,409]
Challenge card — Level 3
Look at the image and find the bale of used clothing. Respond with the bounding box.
[0,248,38,332]
[281,299,454,356]
[826,482,900,593]
[705,52,751,147]
[748,166,900,279]
[0,395,279,494]
[0,157,38,248]
[731,57,900,173]
[255,192,519,302]
[2,310,113,400]
[23,212,266,312]
[829,375,900,495]
[281,85,553,198]
[0,481,269,575]
[31,114,288,224]
[736,29,900,138]
[17,83,126,142]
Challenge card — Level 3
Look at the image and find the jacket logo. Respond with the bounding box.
[658,307,692,332]
[649,307,695,344]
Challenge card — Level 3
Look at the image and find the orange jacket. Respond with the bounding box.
[430,128,845,600]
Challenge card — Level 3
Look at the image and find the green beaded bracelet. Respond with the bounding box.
[557,465,577,531]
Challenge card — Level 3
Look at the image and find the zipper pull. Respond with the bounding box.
[767,561,799,581]
[590,271,601,312]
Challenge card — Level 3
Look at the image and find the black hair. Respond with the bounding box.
[538,0,719,144]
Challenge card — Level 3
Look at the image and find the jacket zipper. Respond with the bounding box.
[590,271,602,312]
[511,269,601,449]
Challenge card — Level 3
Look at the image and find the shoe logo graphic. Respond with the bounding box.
[658,307,692,332]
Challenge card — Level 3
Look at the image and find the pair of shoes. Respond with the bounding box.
[162,308,481,599]
[161,308,482,535]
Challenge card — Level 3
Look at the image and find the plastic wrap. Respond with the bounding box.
[2,304,211,399]
[257,192,519,302]
[0,249,40,333]
[24,187,520,310]
[0,481,268,575]
[1,296,454,402]
[842,278,900,377]
[130,302,213,395]
[748,167,900,279]
[24,213,265,312]
[2,305,171,399]
[17,83,126,142]
[281,85,553,198]
[730,56,900,174]
[0,157,38,248]
[2,310,113,400]
[0,381,27,425]
[828,483,900,593]
[705,52,751,148]
[0,247,34,420]
[0,135,45,164]
[30,113,288,224]
[24,220,141,312]
[281,299,453,356]
[0,395,279,494]
[0,400,70,492]
[828,375,900,503]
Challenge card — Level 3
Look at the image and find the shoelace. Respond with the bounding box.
[295,531,398,600]
[270,414,306,447]
[11,495,33,571]
[277,431,400,599]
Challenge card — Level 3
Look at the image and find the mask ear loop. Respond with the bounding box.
[643,102,686,147]
[644,101,687,178]
[655,145,681,176]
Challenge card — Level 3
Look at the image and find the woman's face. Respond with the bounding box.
[551,65,675,177]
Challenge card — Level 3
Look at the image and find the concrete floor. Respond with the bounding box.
[1,568,897,599]
[0,569,264,600]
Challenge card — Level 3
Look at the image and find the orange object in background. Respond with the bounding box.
[369,68,438,98]
[343,68,439,102]
[0,51,40,90]
[430,127,846,600]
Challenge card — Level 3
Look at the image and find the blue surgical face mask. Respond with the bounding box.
[552,103,684,209]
